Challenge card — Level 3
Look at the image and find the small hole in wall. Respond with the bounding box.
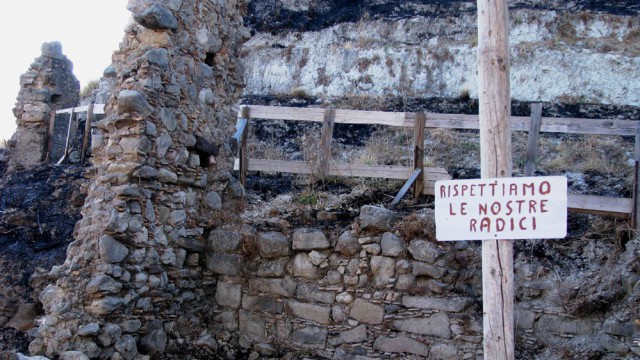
[50,94,61,104]
[205,52,215,67]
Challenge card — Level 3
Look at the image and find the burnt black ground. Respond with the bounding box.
[246,0,640,34]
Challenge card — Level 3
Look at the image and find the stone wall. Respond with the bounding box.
[33,0,250,358]
[7,42,80,172]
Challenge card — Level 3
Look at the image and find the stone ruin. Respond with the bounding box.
[32,0,250,358]
[7,42,80,173]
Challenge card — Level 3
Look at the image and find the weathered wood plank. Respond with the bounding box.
[231,118,248,153]
[390,169,422,208]
[239,106,250,186]
[80,101,95,165]
[45,111,56,163]
[319,109,335,175]
[240,105,414,127]
[524,103,543,176]
[56,104,105,115]
[568,194,632,218]
[413,112,426,198]
[241,105,637,136]
[233,158,449,196]
[426,114,636,136]
[633,123,640,228]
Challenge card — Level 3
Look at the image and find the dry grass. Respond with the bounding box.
[238,232,259,261]
[80,79,99,99]
[395,212,436,241]
[535,134,633,176]
[348,127,413,167]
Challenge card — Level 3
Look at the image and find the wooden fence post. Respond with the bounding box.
[45,110,56,163]
[413,112,426,198]
[57,108,75,164]
[524,103,543,176]
[239,106,250,186]
[319,108,335,177]
[633,122,640,230]
[477,0,515,358]
[80,100,95,165]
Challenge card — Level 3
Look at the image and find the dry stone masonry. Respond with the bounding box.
[33,0,249,358]
[7,42,80,172]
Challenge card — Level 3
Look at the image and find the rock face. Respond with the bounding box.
[241,1,640,106]
[7,42,80,172]
[35,1,249,358]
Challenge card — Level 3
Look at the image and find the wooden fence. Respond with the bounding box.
[47,102,104,165]
[234,104,640,227]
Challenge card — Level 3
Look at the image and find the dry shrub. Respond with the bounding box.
[537,134,632,177]
[557,18,577,42]
[395,212,436,241]
[351,127,412,167]
[238,233,259,261]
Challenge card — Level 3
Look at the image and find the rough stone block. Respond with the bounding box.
[117,90,153,115]
[392,313,451,338]
[408,239,444,263]
[292,228,330,250]
[115,334,138,360]
[359,205,397,232]
[396,274,416,290]
[293,253,319,279]
[286,300,331,324]
[205,253,243,276]
[85,275,122,295]
[249,278,297,297]
[256,231,290,258]
[216,282,242,308]
[99,235,129,264]
[242,294,283,314]
[85,297,124,316]
[208,230,242,252]
[290,326,328,345]
[412,261,446,279]
[328,324,367,346]
[535,315,593,336]
[402,296,472,312]
[373,336,429,357]
[141,329,167,356]
[381,232,404,257]
[370,256,395,288]
[349,298,384,325]
[255,259,287,277]
[134,4,178,30]
[336,230,361,256]
[430,343,458,360]
[239,310,265,339]
[296,283,336,304]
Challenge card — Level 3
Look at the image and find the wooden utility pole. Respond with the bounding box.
[477,0,514,359]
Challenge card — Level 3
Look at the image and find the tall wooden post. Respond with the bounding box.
[477,0,515,359]
[413,112,426,198]
[80,100,95,165]
[319,109,336,177]
[239,106,250,186]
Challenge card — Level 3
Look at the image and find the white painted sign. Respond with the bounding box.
[435,176,567,241]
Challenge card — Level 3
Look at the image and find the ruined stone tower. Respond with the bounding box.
[7,41,80,172]
[34,1,249,357]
